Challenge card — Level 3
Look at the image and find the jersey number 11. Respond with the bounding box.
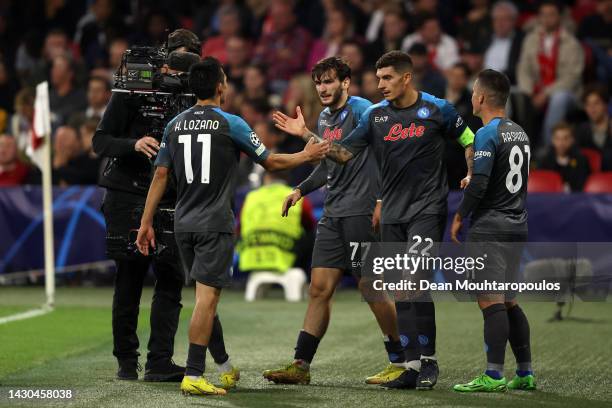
[179,133,211,184]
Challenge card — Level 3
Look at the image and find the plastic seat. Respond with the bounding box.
[583,172,612,193]
[245,268,307,302]
[528,170,564,192]
[580,148,602,174]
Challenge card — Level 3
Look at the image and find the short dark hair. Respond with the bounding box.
[189,57,224,100]
[167,29,201,54]
[89,75,111,91]
[539,0,563,13]
[414,12,438,30]
[476,69,510,108]
[311,56,351,82]
[582,83,609,104]
[552,121,573,136]
[452,62,471,78]
[375,51,413,73]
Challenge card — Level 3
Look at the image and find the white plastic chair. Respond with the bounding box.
[245,268,307,302]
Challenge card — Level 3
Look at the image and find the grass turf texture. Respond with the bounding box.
[0,287,611,407]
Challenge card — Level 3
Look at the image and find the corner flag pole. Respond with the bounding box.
[33,81,55,309]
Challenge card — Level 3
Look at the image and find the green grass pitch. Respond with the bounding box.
[0,287,611,407]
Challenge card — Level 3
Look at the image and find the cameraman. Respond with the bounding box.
[93,29,200,381]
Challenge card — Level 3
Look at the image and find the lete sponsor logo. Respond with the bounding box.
[383,123,425,141]
[323,127,343,141]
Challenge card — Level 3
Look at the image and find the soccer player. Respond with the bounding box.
[451,69,535,392]
[275,51,475,390]
[262,57,404,386]
[136,57,329,396]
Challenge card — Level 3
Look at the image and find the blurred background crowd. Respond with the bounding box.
[0,0,610,193]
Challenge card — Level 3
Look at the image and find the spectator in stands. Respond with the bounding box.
[79,116,100,160]
[576,84,612,171]
[9,88,34,160]
[242,63,271,101]
[308,7,355,71]
[108,37,129,70]
[74,0,123,69]
[402,12,459,72]
[49,54,87,126]
[577,0,612,84]
[483,1,524,84]
[444,62,481,190]
[407,42,446,98]
[445,62,481,131]
[202,6,245,65]
[283,74,322,133]
[239,98,271,128]
[540,122,590,192]
[224,36,252,91]
[237,120,285,189]
[0,134,30,186]
[23,29,78,87]
[517,0,584,144]
[459,0,492,53]
[364,5,408,67]
[85,76,111,119]
[340,40,366,79]
[253,0,312,92]
[461,42,486,89]
[0,59,18,116]
[52,125,100,185]
[361,68,383,104]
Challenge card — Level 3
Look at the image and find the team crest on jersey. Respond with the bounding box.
[456,116,464,128]
[250,132,261,146]
[340,109,348,122]
[417,107,430,119]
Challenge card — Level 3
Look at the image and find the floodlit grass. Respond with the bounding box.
[0,287,611,407]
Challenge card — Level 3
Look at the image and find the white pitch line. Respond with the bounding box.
[0,307,53,325]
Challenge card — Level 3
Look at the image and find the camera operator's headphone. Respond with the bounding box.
[167,29,201,54]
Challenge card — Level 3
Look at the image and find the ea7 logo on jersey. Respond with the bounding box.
[250,132,261,146]
[474,150,492,160]
[374,115,389,123]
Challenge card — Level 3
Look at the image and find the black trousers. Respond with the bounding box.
[103,190,183,365]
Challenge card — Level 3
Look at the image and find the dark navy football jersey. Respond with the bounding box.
[470,117,530,233]
[317,96,378,217]
[155,105,269,233]
[341,92,474,224]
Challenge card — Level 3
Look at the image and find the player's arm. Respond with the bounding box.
[451,129,496,243]
[462,143,475,189]
[440,100,476,188]
[261,138,329,171]
[273,106,372,164]
[282,161,328,216]
[229,113,329,172]
[136,127,172,255]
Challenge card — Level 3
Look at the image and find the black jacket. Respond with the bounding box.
[93,92,165,197]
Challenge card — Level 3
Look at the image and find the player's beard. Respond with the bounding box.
[321,86,343,108]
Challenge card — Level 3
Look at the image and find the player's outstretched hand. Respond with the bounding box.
[460,175,472,189]
[282,189,302,217]
[304,137,330,161]
[450,213,463,244]
[273,106,307,137]
[135,136,160,159]
[136,223,156,256]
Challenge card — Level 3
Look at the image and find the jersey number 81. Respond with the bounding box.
[506,145,530,193]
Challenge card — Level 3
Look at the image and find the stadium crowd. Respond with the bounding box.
[0,0,610,193]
